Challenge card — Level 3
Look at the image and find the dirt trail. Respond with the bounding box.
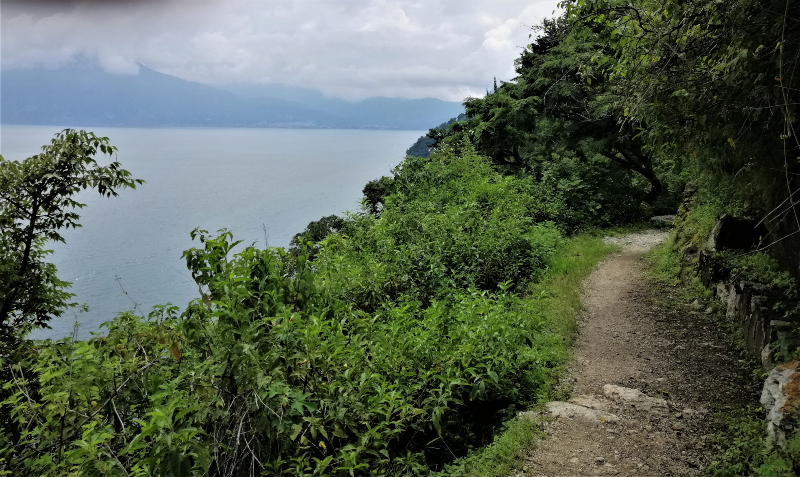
[516,231,757,477]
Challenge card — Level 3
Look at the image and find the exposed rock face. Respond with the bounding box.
[710,279,798,369]
[696,219,797,369]
[603,385,669,414]
[706,214,767,252]
[541,401,619,423]
[761,360,800,445]
[725,282,771,363]
[699,216,788,368]
[569,394,612,411]
[692,215,800,446]
[536,385,671,427]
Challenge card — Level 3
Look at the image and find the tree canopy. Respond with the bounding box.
[0,129,142,343]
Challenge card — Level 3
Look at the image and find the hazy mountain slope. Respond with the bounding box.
[2,67,464,130]
[1,66,346,128]
[220,84,465,130]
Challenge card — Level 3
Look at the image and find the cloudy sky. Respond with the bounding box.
[1,0,562,101]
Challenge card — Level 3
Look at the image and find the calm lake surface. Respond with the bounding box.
[0,125,423,339]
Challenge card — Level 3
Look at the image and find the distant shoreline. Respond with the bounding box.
[0,122,430,132]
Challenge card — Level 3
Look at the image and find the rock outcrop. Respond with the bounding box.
[761,360,800,445]
[603,384,669,414]
[696,216,799,369]
[706,214,766,252]
[717,281,777,367]
[542,401,619,423]
[688,214,800,446]
[535,385,671,425]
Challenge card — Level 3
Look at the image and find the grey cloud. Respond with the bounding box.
[1,0,562,101]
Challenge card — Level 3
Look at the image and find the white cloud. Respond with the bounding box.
[1,0,562,101]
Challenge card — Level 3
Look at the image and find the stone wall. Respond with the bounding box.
[713,278,795,369]
[697,217,798,370]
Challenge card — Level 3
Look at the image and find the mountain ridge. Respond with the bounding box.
[1,65,464,130]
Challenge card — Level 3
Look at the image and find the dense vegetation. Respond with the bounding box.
[0,135,612,476]
[2,0,800,474]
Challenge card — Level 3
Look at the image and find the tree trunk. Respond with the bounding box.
[612,148,662,205]
[0,201,39,326]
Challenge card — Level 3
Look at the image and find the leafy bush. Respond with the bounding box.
[1,228,565,476]
[706,409,800,477]
[318,142,561,311]
[288,214,349,262]
[362,176,395,215]
[531,152,649,232]
[0,135,629,476]
[290,215,348,248]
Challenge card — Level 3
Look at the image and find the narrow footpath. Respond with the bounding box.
[516,231,758,477]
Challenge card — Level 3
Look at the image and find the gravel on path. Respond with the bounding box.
[515,231,758,477]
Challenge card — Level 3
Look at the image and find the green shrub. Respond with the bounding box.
[362,176,395,215]
[531,152,650,231]
[706,409,800,477]
[1,229,567,476]
[290,215,348,249]
[0,138,627,476]
[317,143,561,311]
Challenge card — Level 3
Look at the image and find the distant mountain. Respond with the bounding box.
[1,66,464,130]
[1,65,337,128]
[219,84,465,130]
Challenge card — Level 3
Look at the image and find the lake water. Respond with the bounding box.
[0,125,423,340]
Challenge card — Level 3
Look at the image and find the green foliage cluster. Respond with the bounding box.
[316,142,561,311]
[437,234,617,477]
[719,251,796,291]
[0,134,604,475]
[428,16,678,220]
[570,0,800,272]
[0,230,565,475]
[288,214,349,261]
[290,215,348,248]
[361,176,395,215]
[706,410,800,477]
[568,0,800,170]
[0,130,142,346]
[530,153,648,230]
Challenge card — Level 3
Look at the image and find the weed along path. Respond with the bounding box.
[515,230,756,477]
